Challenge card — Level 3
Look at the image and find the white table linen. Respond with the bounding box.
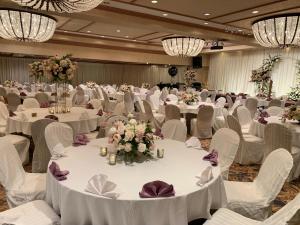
[46,139,227,225]
[7,107,100,136]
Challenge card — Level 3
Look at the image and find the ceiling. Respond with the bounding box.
[0,0,300,56]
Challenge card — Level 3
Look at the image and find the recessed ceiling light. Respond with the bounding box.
[238,29,243,32]
[133,39,137,41]
[116,29,121,33]
[204,13,211,16]
[163,13,168,16]
[252,10,259,14]
[151,0,158,3]
[146,62,149,64]
[204,22,208,25]
[101,35,105,38]
[63,30,68,33]
[87,30,91,33]
[125,35,129,38]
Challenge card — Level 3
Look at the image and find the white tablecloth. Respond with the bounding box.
[7,107,100,136]
[249,116,300,148]
[46,139,227,225]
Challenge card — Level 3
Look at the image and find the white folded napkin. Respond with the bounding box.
[85,174,120,199]
[196,166,213,186]
[80,110,90,120]
[185,137,202,149]
[51,143,67,160]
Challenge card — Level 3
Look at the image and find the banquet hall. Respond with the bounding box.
[0,0,299,224]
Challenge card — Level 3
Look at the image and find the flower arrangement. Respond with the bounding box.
[28,61,44,81]
[119,84,130,93]
[3,80,16,87]
[43,54,77,83]
[108,119,158,163]
[86,81,97,89]
[181,92,199,105]
[184,70,197,86]
[283,106,300,122]
[288,61,300,101]
[141,83,151,89]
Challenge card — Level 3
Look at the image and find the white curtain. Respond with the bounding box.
[0,56,186,86]
[208,48,300,97]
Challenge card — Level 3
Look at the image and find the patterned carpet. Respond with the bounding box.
[0,139,299,222]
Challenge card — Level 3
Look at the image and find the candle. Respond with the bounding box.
[157,149,164,158]
[109,153,117,165]
[100,147,108,157]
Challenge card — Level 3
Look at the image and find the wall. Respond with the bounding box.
[208,48,300,96]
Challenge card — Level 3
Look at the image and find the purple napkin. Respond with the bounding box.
[154,128,164,139]
[97,109,103,116]
[139,180,175,198]
[40,102,50,108]
[166,98,171,102]
[86,103,94,109]
[203,150,218,166]
[73,133,89,146]
[259,110,269,118]
[49,161,69,181]
[9,110,16,117]
[45,115,59,121]
[258,117,268,124]
[20,92,27,96]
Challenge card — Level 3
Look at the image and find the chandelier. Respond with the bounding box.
[12,0,105,13]
[162,37,205,57]
[252,13,300,48]
[0,8,57,42]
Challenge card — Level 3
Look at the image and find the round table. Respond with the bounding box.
[7,107,100,136]
[249,116,300,148]
[46,139,227,225]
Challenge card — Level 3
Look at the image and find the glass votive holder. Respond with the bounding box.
[100,147,108,157]
[109,153,117,165]
[31,112,37,117]
[157,149,164,158]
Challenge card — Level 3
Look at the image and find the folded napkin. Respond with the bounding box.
[51,143,67,160]
[40,102,50,108]
[258,117,268,124]
[45,114,59,121]
[154,128,164,139]
[85,174,120,199]
[196,166,213,186]
[203,150,218,166]
[166,98,170,102]
[49,161,69,181]
[9,110,16,117]
[97,109,103,116]
[86,103,94,109]
[80,111,90,120]
[139,180,175,198]
[185,137,202,149]
[73,133,89,146]
[19,92,27,96]
[259,110,270,118]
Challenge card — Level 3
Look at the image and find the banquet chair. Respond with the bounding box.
[264,123,300,181]
[35,92,49,105]
[213,108,229,131]
[89,99,103,110]
[226,95,234,109]
[32,119,55,173]
[224,148,293,220]
[191,105,214,139]
[112,102,126,116]
[72,88,86,106]
[215,97,226,108]
[268,99,281,107]
[236,106,252,133]
[101,88,116,112]
[143,100,164,129]
[149,93,161,111]
[0,86,7,98]
[245,98,258,118]
[7,93,21,112]
[161,119,187,142]
[210,91,217,103]
[170,88,178,95]
[164,104,185,123]
[23,98,40,109]
[209,128,240,179]
[160,87,169,101]
[0,200,60,225]
[124,91,135,113]
[227,115,264,165]
[45,122,74,155]
[0,139,46,208]
[203,194,300,225]
[166,94,178,102]
[200,91,208,102]
[265,106,283,116]
[96,87,104,100]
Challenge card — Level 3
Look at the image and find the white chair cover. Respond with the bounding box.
[166,94,178,102]
[23,98,40,109]
[7,93,21,112]
[215,97,226,108]
[210,91,217,103]
[226,95,234,109]
[135,96,145,113]
[209,128,240,179]
[159,88,169,101]
[237,106,252,131]
[0,200,61,225]
[149,94,160,110]
[161,120,187,142]
[89,99,103,110]
[245,98,258,119]
[35,93,49,105]
[45,122,74,155]
[124,91,135,113]
[0,87,7,97]
[225,148,293,221]
[112,102,126,116]
[0,101,9,127]
[143,100,164,129]
[191,105,214,139]
[200,91,208,102]
[266,106,283,116]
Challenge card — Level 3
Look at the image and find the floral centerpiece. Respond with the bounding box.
[119,84,130,93]
[107,119,158,163]
[3,80,16,88]
[181,92,199,105]
[43,54,77,83]
[283,106,300,123]
[86,81,97,89]
[28,61,44,82]
[288,61,300,101]
[184,70,197,86]
[141,82,150,89]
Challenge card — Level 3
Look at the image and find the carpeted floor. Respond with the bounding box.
[0,139,299,221]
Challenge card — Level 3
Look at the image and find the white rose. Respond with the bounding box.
[129,119,137,125]
[108,127,117,136]
[124,130,134,141]
[138,143,146,153]
[125,143,132,152]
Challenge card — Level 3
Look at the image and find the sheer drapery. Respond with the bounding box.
[0,56,186,86]
[208,48,300,96]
